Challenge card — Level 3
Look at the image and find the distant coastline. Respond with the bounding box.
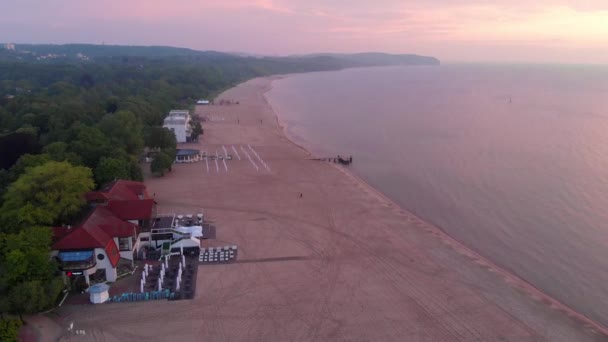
[0,43,440,69]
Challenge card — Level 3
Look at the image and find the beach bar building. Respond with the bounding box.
[175,149,201,163]
[163,109,192,143]
[52,180,156,288]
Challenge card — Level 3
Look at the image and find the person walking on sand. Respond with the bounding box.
[300,193,303,198]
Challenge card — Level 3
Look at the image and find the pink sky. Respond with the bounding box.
[1,0,607,63]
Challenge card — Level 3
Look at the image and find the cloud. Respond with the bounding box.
[1,0,607,63]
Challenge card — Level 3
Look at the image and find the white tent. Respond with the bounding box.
[171,237,200,250]
[89,283,110,304]
[174,225,203,238]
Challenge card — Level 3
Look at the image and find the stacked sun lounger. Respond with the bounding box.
[199,245,238,264]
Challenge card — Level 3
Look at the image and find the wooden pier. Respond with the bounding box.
[311,155,353,165]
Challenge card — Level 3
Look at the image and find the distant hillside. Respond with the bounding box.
[299,52,440,66]
[22,43,215,56]
[0,43,231,62]
[0,43,440,67]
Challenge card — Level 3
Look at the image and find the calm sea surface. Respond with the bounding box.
[266,64,608,326]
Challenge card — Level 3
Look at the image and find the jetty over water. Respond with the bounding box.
[311,155,353,165]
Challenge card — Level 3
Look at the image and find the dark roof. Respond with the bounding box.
[52,226,72,242]
[86,180,150,202]
[154,216,174,229]
[53,227,109,250]
[86,206,139,238]
[176,149,200,156]
[52,206,138,249]
[107,199,155,221]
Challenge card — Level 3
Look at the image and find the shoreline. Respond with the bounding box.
[263,75,608,336]
[58,76,607,341]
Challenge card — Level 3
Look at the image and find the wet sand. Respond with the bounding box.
[57,77,607,341]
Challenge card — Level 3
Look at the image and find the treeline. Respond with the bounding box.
[1,59,285,180]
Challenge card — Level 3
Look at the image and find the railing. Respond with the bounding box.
[151,228,191,236]
[151,228,192,241]
[59,257,96,271]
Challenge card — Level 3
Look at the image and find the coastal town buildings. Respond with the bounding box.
[51,180,205,289]
[51,180,156,287]
[163,109,192,143]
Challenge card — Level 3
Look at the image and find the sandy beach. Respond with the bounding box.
[55,77,607,341]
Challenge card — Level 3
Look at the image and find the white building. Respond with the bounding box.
[163,110,192,143]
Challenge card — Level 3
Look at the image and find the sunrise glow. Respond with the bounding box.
[1,0,607,63]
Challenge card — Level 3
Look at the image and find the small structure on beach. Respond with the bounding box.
[89,283,110,304]
[144,213,206,259]
[196,99,210,105]
[312,155,353,165]
[337,155,353,165]
[175,149,201,163]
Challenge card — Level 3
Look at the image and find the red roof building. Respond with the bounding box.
[52,180,156,285]
[85,180,156,221]
[106,199,156,221]
[86,179,151,202]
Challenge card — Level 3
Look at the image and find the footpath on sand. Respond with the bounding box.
[51,77,606,341]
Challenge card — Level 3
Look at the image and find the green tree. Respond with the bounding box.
[128,157,143,181]
[144,126,176,150]
[68,126,112,169]
[121,97,165,126]
[94,157,130,186]
[0,227,63,321]
[0,161,94,232]
[161,147,177,162]
[7,279,63,319]
[0,107,16,133]
[43,142,83,165]
[190,120,203,141]
[0,318,22,341]
[8,154,50,181]
[150,152,173,176]
[97,110,144,155]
